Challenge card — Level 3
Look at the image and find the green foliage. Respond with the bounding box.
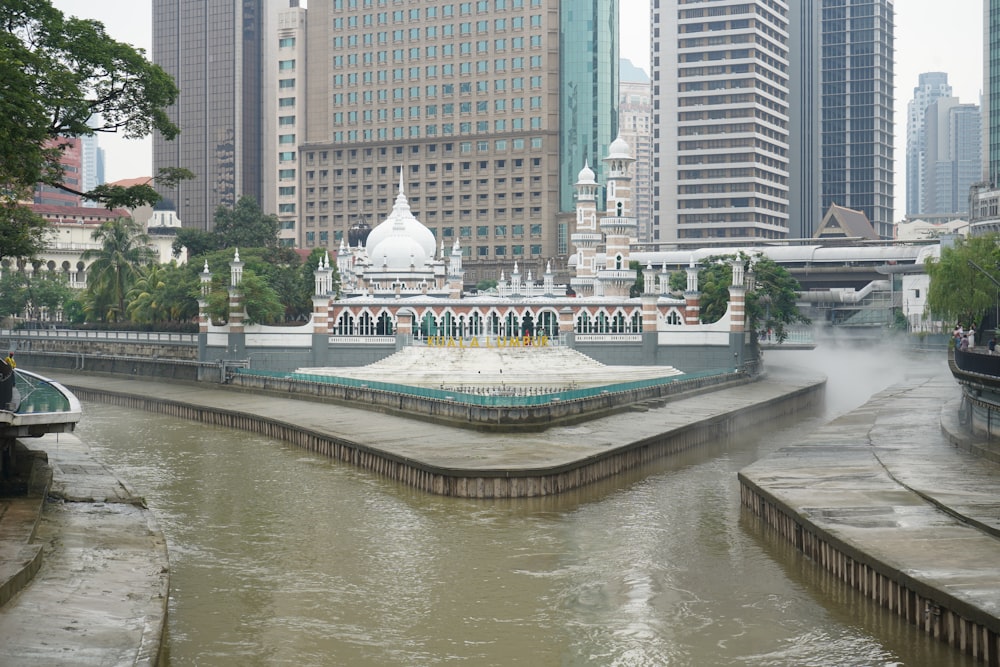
[171,196,280,260]
[171,227,221,259]
[628,260,644,298]
[925,234,1000,327]
[0,1,181,259]
[475,279,498,291]
[206,269,284,326]
[125,262,198,325]
[0,203,49,264]
[689,253,809,343]
[198,246,337,325]
[212,196,280,250]
[669,270,686,293]
[745,255,810,343]
[0,270,74,321]
[80,217,157,322]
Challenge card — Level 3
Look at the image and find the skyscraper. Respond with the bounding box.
[923,98,981,215]
[906,72,952,217]
[153,0,273,231]
[263,1,307,248]
[788,1,821,238]
[651,0,791,243]
[619,60,654,243]
[985,0,1000,185]
[819,0,895,239]
[300,0,617,282]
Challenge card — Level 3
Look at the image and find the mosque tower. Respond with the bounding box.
[596,135,638,298]
[570,161,601,297]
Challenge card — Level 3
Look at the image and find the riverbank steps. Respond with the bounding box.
[52,366,823,499]
[740,371,1000,665]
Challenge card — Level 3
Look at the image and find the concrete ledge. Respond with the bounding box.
[740,375,1000,665]
[63,371,824,498]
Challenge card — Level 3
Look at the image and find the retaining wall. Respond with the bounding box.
[739,478,1000,666]
[67,378,822,499]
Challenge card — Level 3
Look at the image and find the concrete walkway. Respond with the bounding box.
[740,369,1000,636]
[0,432,168,666]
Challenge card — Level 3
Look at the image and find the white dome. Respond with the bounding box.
[576,161,597,185]
[607,134,631,159]
[369,233,427,270]
[365,177,436,259]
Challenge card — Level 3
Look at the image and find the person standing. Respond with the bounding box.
[5,352,14,369]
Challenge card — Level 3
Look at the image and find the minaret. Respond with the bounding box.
[447,239,463,298]
[684,256,701,325]
[570,161,601,296]
[597,134,638,298]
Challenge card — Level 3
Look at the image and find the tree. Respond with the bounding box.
[925,233,1000,328]
[80,217,157,322]
[629,260,644,298]
[0,204,48,264]
[171,227,221,260]
[212,196,280,250]
[672,253,809,342]
[0,1,181,258]
[0,270,73,322]
[206,269,284,326]
[745,255,810,343]
[126,262,199,326]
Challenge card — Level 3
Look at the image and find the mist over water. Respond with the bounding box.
[766,334,945,419]
[74,339,967,666]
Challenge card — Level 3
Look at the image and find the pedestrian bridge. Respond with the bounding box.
[1,370,82,439]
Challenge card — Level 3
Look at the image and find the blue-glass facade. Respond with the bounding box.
[819,0,894,238]
[559,0,618,214]
[987,0,1000,184]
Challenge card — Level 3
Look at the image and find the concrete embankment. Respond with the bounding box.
[54,367,824,499]
[0,432,168,666]
[740,371,1000,665]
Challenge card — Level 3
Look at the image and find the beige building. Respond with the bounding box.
[651,0,790,243]
[263,1,307,247]
[0,206,182,291]
[300,0,617,285]
[618,72,653,244]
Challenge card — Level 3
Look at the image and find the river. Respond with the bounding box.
[75,344,971,666]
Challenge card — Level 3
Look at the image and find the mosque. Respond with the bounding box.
[204,136,754,376]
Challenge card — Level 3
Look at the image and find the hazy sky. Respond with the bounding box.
[51,0,984,221]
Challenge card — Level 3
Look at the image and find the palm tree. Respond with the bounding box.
[126,263,167,324]
[81,217,156,323]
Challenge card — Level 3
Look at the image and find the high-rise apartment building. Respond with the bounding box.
[80,134,105,208]
[619,62,654,243]
[263,1,307,247]
[819,0,895,239]
[922,98,981,215]
[33,138,82,207]
[651,0,790,243]
[905,72,952,217]
[301,0,617,283]
[153,0,273,231]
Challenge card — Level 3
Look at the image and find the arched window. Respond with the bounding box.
[376,311,394,335]
[335,311,355,335]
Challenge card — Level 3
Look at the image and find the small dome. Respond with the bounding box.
[607,134,631,159]
[576,161,597,185]
[365,175,436,259]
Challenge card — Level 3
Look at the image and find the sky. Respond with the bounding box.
[52,0,984,221]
